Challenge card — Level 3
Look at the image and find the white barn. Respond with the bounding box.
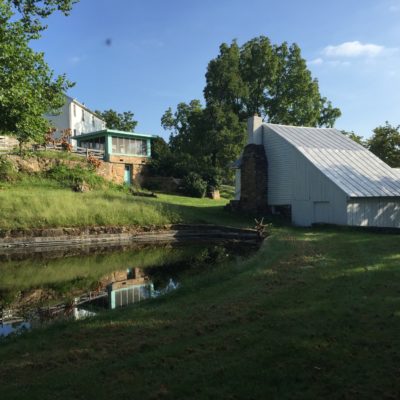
[234,116,400,228]
[45,95,105,145]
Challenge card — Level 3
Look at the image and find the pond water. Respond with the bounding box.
[0,242,256,338]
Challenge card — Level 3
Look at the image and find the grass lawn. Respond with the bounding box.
[0,182,249,230]
[0,225,399,399]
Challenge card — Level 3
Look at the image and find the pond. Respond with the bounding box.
[0,242,257,338]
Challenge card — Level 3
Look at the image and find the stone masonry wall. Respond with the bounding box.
[5,154,148,186]
[239,144,269,214]
[97,155,148,185]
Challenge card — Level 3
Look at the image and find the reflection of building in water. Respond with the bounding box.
[106,268,154,309]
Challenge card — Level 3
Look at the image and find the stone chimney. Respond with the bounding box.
[247,114,263,145]
[238,115,269,214]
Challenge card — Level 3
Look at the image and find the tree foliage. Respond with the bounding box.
[95,109,138,132]
[160,100,245,185]
[204,37,341,127]
[341,130,365,146]
[9,0,77,36]
[160,36,341,187]
[367,122,400,167]
[0,1,74,149]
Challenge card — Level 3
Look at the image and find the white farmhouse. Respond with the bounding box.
[45,95,105,145]
[233,116,400,228]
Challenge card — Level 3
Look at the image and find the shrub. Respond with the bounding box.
[0,156,18,182]
[46,165,105,190]
[181,172,207,198]
[87,155,102,169]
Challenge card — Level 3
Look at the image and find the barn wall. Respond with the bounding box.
[291,153,348,226]
[347,198,400,228]
[263,126,294,205]
[263,125,348,226]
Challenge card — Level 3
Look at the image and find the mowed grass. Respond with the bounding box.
[0,226,399,399]
[0,185,247,230]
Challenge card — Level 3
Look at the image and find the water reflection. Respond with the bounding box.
[0,243,255,338]
[0,267,179,338]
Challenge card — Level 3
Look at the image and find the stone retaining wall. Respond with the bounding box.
[0,224,261,255]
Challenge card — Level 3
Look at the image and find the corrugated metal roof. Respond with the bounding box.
[264,123,400,197]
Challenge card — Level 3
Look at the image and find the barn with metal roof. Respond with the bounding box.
[234,116,400,228]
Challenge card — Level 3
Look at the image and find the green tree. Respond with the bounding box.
[0,1,74,151]
[161,36,341,186]
[95,109,138,132]
[161,100,204,155]
[341,130,365,146]
[367,122,400,167]
[150,136,170,160]
[9,0,77,36]
[238,36,277,118]
[204,41,247,116]
[161,100,245,184]
[204,37,341,127]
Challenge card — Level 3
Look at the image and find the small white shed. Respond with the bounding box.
[235,116,400,228]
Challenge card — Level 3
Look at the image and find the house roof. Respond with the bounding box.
[72,129,154,140]
[264,123,400,198]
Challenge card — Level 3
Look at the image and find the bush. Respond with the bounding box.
[0,156,18,182]
[181,172,207,198]
[46,164,105,190]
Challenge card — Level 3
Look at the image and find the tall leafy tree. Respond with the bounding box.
[161,100,204,155]
[204,41,247,116]
[0,0,74,150]
[367,122,400,167]
[239,36,277,117]
[204,37,341,127]
[162,36,341,184]
[95,109,138,132]
[267,43,322,126]
[161,100,245,170]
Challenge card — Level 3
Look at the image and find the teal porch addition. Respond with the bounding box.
[108,282,155,309]
[72,129,154,161]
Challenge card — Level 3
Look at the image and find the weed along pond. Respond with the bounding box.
[0,242,257,338]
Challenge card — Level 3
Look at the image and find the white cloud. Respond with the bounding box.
[389,4,400,12]
[322,41,384,58]
[308,57,323,65]
[326,60,351,67]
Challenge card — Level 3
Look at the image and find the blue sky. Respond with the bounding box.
[32,0,400,139]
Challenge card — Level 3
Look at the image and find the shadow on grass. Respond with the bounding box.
[0,227,400,399]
